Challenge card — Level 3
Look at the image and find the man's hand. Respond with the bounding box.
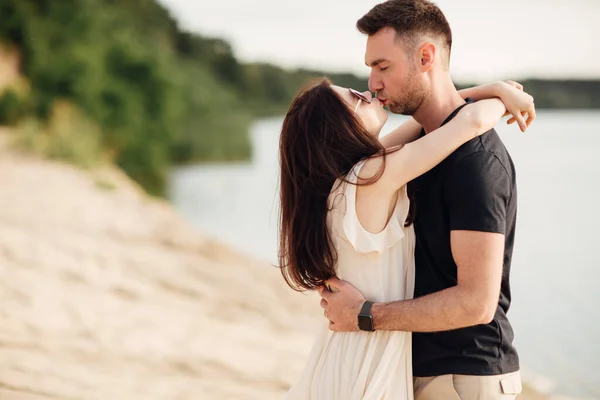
[318,277,365,332]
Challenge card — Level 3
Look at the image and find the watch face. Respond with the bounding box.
[358,315,374,332]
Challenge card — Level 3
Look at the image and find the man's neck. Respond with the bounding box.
[412,76,465,134]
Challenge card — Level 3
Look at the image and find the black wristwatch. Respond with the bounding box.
[358,301,375,332]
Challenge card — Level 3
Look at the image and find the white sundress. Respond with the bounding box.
[284,160,416,400]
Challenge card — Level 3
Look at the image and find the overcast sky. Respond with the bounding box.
[157,0,600,83]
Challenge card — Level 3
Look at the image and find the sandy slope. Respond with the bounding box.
[0,145,323,400]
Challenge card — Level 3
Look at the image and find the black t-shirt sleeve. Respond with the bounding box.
[445,151,511,234]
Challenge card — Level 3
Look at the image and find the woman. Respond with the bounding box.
[278,78,533,399]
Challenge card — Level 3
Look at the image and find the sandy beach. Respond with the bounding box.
[0,136,548,399]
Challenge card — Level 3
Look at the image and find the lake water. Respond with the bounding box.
[168,111,600,399]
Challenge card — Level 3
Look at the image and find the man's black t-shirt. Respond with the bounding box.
[410,103,520,376]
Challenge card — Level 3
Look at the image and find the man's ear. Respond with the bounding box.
[419,42,436,72]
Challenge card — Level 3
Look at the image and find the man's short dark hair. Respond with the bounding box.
[357,0,452,58]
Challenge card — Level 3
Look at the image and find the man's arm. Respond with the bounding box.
[369,231,504,331]
[320,152,510,333]
[322,231,504,332]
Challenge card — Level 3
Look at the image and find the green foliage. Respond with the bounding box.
[0,0,253,195]
[12,103,106,170]
[0,89,24,125]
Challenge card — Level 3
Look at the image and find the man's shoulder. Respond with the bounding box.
[446,129,513,173]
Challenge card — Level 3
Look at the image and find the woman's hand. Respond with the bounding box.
[496,80,536,132]
[458,80,536,132]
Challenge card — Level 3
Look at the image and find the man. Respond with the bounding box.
[319,1,535,399]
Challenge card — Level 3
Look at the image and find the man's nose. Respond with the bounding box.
[368,74,382,94]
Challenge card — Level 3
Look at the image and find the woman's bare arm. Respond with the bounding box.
[379,80,534,148]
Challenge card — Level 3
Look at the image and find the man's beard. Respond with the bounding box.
[387,70,429,116]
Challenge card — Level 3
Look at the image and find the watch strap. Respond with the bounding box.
[359,300,374,317]
[358,301,375,332]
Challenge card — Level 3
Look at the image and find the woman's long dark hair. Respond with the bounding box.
[278,78,390,291]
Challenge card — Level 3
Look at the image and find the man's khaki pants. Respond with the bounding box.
[414,371,522,400]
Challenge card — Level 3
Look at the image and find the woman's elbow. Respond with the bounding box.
[455,107,484,138]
